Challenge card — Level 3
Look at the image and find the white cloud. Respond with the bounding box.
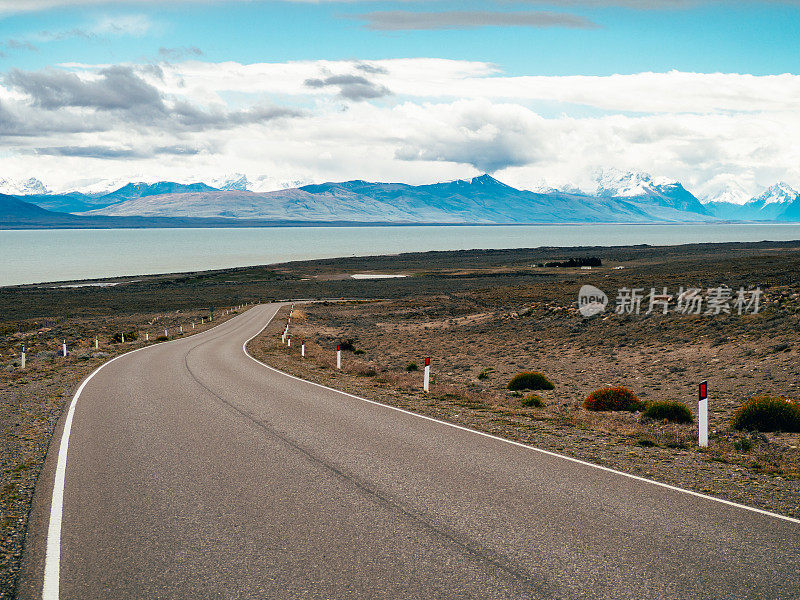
[146,60,800,113]
[2,58,800,199]
[92,14,153,36]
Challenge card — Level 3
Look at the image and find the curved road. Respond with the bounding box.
[19,303,800,599]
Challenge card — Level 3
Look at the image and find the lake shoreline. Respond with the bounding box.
[3,225,800,287]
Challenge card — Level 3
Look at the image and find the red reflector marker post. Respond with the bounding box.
[423,357,431,392]
[301,340,305,358]
[699,380,708,447]
[336,344,341,370]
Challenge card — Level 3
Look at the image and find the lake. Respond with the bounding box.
[2,223,800,287]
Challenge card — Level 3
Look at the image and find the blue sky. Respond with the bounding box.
[0,1,799,199]
[2,1,798,75]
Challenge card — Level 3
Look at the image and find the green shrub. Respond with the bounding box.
[733,438,752,452]
[507,371,554,391]
[477,371,490,380]
[339,339,356,351]
[353,349,366,355]
[584,386,643,412]
[406,362,419,372]
[155,335,168,342]
[731,395,800,432]
[521,394,544,408]
[642,401,693,424]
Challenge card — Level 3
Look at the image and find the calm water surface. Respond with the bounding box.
[2,224,800,287]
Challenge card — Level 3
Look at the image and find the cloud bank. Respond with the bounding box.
[1,58,799,201]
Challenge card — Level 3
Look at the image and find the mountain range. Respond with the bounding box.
[704,182,800,221]
[1,172,799,228]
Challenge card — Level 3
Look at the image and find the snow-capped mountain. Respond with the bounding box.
[702,182,752,206]
[593,170,669,198]
[592,170,709,215]
[212,174,251,191]
[0,177,48,195]
[705,182,799,220]
[209,173,313,193]
[750,182,799,208]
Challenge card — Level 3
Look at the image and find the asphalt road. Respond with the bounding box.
[20,303,800,599]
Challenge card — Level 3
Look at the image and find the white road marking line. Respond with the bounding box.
[42,307,257,600]
[43,346,149,599]
[244,304,800,526]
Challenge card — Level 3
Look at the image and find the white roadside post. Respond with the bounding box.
[201,318,204,324]
[62,340,67,357]
[164,329,168,338]
[20,345,26,370]
[336,344,342,370]
[145,332,149,342]
[180,325,183,333]
[192,322,195,329]
[423,357,431,392]
[287,335,291,347]
[94,337,99,349]
[699,380,708,448]
[121,333,125,343]
[301,340,305,358]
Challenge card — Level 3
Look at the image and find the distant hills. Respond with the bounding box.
[75,173,716,224]
[1,171,799,228]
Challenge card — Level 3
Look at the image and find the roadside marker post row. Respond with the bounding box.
[699,380,708,448]
[15,307,226,370]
